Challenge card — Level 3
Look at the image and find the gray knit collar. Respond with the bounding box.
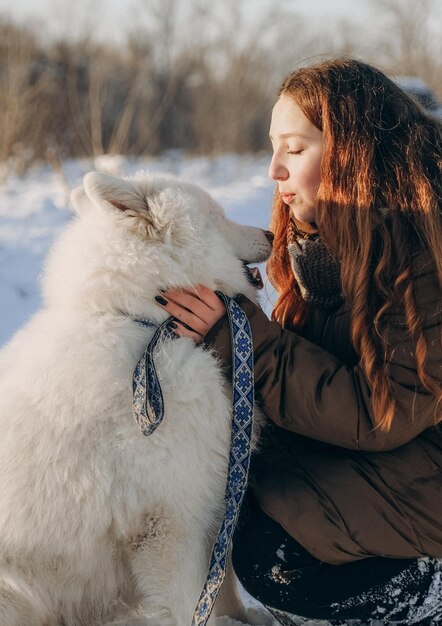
[287,221,343,310]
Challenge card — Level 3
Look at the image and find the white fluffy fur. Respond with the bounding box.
[0,172,273,626]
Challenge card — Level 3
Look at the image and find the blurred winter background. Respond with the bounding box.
[1,0,442,347]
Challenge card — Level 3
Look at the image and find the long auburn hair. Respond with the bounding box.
[267,57,442,432]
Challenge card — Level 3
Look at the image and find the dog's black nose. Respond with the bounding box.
[264,230,274,243]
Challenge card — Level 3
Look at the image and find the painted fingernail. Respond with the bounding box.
[180,321,194,332]
[155,295,168,305]
[170,321,178,329]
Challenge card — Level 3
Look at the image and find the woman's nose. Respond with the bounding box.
[268,156,288,181]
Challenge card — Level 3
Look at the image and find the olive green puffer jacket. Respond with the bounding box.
[205,249,442,565]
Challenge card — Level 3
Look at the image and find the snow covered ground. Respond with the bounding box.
[0,153,277,347]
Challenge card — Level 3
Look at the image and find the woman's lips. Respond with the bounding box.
[281,193,295,204]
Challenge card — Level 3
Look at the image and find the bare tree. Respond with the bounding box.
[5,0,440,174]
[365,0,442,96]
[0,21,54,173]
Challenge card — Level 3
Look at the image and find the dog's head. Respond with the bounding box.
[42,172,273,320]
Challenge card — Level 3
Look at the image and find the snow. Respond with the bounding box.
[0,153,277,348]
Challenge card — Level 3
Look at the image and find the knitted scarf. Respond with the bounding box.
[287,219,343,309]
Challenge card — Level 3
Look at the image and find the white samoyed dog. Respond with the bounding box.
[0,172,273,626]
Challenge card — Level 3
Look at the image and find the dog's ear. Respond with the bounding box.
[70,185,92,217]
[82,171,149,215]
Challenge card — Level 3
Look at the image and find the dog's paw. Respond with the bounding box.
[107,617,174,626]
[104,620,153,626]
[216,606,277,626]
[245,606,280,625]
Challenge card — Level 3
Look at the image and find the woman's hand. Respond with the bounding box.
[154,284,226,344]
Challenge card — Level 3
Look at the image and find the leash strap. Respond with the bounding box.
[191,293,254,626]
[132,319,178,436]
[132,294,254,626]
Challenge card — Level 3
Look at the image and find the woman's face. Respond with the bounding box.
[268,95,323,224]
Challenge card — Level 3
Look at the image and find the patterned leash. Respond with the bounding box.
[132,293,255,626]
[132,318,178,435]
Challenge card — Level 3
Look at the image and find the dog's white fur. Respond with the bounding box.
[0,172,272,626]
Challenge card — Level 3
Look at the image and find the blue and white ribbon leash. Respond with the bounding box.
[132,318,178,435]
[132,293,254,626]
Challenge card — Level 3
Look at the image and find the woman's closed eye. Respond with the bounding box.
[287,149,304,155]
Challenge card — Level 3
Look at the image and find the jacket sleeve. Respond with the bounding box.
[205,263,441,452]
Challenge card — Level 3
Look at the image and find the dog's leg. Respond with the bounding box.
[212,555,248,622]
[213,556,274,626]
[108,617,175,625]
[129,519,215,626]
[0,573,55,626]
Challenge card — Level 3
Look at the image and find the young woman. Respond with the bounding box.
[154,58,442,624]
